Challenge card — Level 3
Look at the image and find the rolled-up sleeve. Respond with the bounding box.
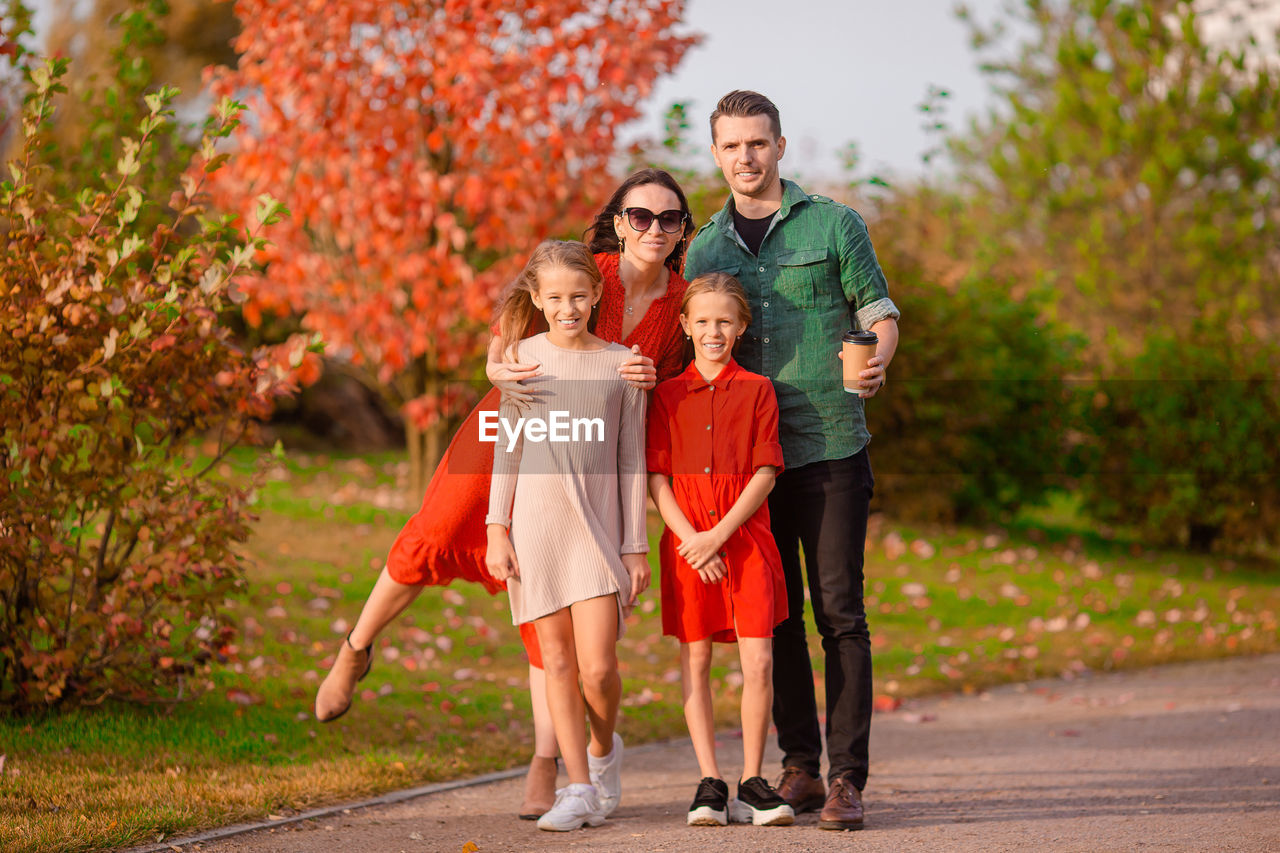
[855,295,901,331]
[838,207,900,330]
[750,382,785,473]
[645,387,673,476]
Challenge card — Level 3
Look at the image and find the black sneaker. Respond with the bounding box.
[729,776,796,826]
[687,777,729,826]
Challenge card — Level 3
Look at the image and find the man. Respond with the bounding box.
[684,90,900,830]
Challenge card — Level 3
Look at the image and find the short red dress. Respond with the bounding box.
[385,252,687,665]
[646,359,787,643]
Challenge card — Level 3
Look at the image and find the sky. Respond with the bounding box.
[621,0,1008,183]
[20,0,1277,183]
[22,0,1007,184]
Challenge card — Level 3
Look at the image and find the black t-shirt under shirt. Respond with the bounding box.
[732,207,775,256]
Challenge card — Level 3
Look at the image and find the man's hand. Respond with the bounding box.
[858,354,887,398]
[696,555,728,584]
[484,524,520,581]
[677,529,726,571]
[837,348,887,398]
[618,345,657,390]
[622,552,651,606]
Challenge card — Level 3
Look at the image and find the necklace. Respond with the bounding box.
[623,279,662,317]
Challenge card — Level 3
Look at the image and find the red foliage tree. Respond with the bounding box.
[205,0,697,491]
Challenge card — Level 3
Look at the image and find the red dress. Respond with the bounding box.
[385,253,687,663]
[646,359,787,643]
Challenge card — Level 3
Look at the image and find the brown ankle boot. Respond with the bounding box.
[314,633,373,722]
[518,755,558,820]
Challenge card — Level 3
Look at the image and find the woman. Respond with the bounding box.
[315,168,695,817]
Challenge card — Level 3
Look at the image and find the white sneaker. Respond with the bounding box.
[536,783,606,831]
[587,731,624,815]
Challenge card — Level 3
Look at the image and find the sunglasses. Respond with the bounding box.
[622,207,687,234]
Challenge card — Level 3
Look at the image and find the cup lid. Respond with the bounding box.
[842,329,878,344]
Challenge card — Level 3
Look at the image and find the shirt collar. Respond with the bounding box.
[679,357,742,391]
[711,179,812,236]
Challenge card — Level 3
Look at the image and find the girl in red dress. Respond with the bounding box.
[314,169,694,819]
[645,273,793,828]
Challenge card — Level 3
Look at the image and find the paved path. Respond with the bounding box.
[172,654,1280,853]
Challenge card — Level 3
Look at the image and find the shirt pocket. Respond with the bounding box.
[774,248,829,310]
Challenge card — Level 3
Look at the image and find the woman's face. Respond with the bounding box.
[613,183,685,268]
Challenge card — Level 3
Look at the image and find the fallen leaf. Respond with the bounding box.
[900,712,937,724]
[909,539,935,559]
[873,695,901,713]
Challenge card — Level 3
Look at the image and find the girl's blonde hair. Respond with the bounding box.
[681,271,751,327]
[494,240,602,361]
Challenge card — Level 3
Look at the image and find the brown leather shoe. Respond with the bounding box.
[314,633,373,722]
[518,755,558,820]
[818,776,865,830]
[775,766,826,814]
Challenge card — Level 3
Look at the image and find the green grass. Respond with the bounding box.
[2,450,1278,851]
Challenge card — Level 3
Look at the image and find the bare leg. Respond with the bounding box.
[347,567,424,648]
[681,638,721,779]
[534,608,590,784]
[568,595,621,759]
[315,567,423,722]
[519,663,560,818]
[737,636,773,780]
[529,664,559,758]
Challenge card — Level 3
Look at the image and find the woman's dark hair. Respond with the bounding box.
[584,168,695,274]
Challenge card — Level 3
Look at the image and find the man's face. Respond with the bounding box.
[710,114,786,200]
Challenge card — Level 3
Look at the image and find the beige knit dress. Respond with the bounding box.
[485,334,649,627]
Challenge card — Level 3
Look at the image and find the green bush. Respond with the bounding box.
[0,58,290,712]
[866,190,1081,523]
[1077,333,1280,554]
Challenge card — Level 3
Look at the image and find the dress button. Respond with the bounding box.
[706,424,711,430]
[703,466,711,474]
[763,337,770,343]
[709,510,717,516]
[763,301,769,307]
[758,266,765,272]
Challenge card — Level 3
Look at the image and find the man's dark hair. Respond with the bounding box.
[709,90,782,143]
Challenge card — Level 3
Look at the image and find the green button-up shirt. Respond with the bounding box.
[685,179,900,469]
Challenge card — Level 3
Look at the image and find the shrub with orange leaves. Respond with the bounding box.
[0,59,299,711]
[205,0,698,486]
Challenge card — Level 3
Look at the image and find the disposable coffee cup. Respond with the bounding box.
[842,329,878,396]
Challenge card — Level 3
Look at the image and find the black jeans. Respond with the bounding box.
[769,450,874,789]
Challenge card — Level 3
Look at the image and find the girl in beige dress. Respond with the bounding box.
[484,240,649,832]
